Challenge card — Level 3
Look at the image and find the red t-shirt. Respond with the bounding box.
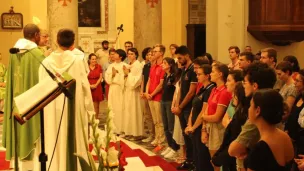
[207,85,232,115]
[148,64,165,101]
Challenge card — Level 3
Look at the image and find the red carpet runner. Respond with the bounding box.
[0,151,10,170]
[0,141,180,170]
[120,141,179,171]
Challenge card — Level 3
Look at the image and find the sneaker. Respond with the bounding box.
[164,149,177,159]
[142,135,154,143]
[151,139,158,146]
[161,147,172,156]
[153,145,163,153]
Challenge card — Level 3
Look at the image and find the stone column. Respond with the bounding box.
[206,0,246,64]
[134,0,162,60]
[47,0,78,49]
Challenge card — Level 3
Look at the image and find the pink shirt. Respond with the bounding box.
[207,85,232,115]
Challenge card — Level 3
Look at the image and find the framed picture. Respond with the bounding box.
[78,0,101,27]
[1,13,23,29]
[78,0,109,34]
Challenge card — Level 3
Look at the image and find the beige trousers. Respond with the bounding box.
[142,98,155,137]
[148,100,165,144]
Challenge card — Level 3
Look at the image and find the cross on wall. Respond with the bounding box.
[146,0,159,8]
[58,0,72,7]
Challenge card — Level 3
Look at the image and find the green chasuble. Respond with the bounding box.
[0,63,7,100]
[3,47,45,160]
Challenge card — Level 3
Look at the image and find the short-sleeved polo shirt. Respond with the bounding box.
[207,85,232,115]
[180,63,198,110]
[148,64,165,101]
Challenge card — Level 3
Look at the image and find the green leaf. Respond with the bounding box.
[74,154,93,171]
[87,152,98,171]
[98,164,104,171]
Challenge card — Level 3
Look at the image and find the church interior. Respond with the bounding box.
[0,0,304,171]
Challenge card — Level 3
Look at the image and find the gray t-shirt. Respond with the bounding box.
[279,83,298,101]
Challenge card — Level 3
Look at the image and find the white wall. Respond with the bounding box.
[206,0,304,66]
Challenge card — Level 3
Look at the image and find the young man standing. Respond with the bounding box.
[95,40,110,99]
[124,41,133,64]
[228,46,241,70]
[172,46,197,170]
[37,29,95,171]
[95,40,110,67]
[141,47,155,143]
[146,44,166,149]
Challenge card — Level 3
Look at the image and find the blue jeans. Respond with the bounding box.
[179,109,193,161]
[161,101,180,151]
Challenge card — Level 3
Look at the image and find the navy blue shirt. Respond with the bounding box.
[162,73,176,102]
[142,62,151,92]
[180,63,198,110]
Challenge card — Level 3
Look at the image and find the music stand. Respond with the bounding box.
[14,79,76,171]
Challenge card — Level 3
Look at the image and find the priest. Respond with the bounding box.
[2,24,45,169]
[34,29,95,171]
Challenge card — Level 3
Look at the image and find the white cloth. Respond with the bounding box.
[122,60,144,136]
[172,80,185,145]
[14,38,37,50]
[34,50,95,171]
[105,62,127,133]
[72,48,89,75]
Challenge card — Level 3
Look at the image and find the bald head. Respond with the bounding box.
[23,24,40,44]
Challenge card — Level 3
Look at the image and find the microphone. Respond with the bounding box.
[41,64,73,99]
[9,47,73,99]
[9,48,21,54]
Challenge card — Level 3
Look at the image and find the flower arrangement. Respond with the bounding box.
[75,109,127,171]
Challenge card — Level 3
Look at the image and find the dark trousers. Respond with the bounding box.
[101,81,105,96]
[179,109,193,161]
[192,126,214,171]
[161,101,180,151]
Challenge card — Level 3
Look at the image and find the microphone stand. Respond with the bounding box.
[39,109,47,171]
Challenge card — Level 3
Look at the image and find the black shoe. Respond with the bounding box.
[176,161,194,170]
